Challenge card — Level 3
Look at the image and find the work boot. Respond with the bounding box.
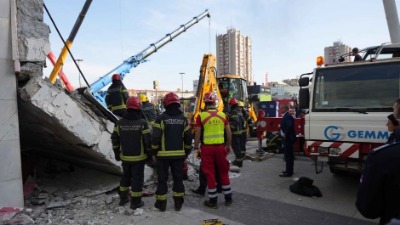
[154,200,167,212]
[130,197,144,210]
[225,194,233,206]
[173,197,184,211]
[232,160,243,168]
[118,190,130,206]
[190,188,205,196]
[203,197,218,209]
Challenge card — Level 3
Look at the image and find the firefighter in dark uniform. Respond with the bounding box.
[111,96,152,210]
[237,101,248,160]
[194,92,233,209]
[152,92,193,212]
[228,98,245,167]
[356,142,400,225]
[139,93,158,126]
[105,74,129,117]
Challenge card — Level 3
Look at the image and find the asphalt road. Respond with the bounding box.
[184,138,378,225]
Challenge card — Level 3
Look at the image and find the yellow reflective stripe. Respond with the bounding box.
[232,131,241,135]
[157,150,185,157]
[112,144,120,149]
[156,194,168,201]
[111,105,126,110]
[120,154,147,161]
[119,186,129,191]
[142,129,150,134]
[131,191,142,197]
[153,123,161,129]
[184,144,192,149]
[173,192,185,197]
[151,144,159,149]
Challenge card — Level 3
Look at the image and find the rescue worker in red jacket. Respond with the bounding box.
[194,92,233,209]
[111,96,152,209]
[228,98,246,167]
[105,74,129,117]
[152,92,193,212]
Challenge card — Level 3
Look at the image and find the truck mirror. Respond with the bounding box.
[299,77,309,87]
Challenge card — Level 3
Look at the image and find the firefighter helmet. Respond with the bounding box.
[204,92,216,103]
[229,98,238,107]
[164,92,180,107]
[139,94,148,103]
[238,101,244,107]
[112,74,121,81]
[126,96,141,110]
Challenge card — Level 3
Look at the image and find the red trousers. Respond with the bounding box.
[200,144,230,189]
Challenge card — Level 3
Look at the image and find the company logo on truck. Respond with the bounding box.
[324,125,389,141]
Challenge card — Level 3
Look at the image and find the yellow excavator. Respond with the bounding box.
[191,53,257,134]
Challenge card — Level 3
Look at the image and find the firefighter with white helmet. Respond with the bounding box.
[194,92,233,209]
[111,96,152,210]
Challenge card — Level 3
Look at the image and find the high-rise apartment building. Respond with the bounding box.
[324,41,352,64]
[216,28,253,84]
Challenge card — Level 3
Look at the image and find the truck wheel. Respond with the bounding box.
[329,165,346,176]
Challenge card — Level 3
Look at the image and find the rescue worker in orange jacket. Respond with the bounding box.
[228,98,246,167]
[105,74,129,117]
[194,92,233,209]
[152,92,193,212]
[111,96,152,210]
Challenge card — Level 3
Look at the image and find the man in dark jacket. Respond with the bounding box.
[139,93,158,125]
[279,104,296,177]
[152,92,193,212]
[105,74,129,117]
[356,142,400,225]
[111,96,152,210]
[228,98,245,167]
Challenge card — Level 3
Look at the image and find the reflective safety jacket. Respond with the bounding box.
[228,109,245,136]
[111,113,151,162]
[105,81,129,112]
[151,110,193,158]
[198,109,227,145]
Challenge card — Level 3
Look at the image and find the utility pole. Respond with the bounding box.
[76,59,83,87]
[179,72,185,99]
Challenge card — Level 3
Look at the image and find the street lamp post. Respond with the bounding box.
[179,72,185,99]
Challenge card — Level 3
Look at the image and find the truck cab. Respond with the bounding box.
[299,44,400,174]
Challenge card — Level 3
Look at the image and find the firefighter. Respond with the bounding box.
[237,101,248,160]
[111,96,152,210]
[194,92,233,209]
[139,93,158,126]
[152,92,193,212]
[105,74,129,117]
[228,98,245,167]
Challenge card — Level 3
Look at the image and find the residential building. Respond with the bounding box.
[216,28,253,84]
[324,41,352,64]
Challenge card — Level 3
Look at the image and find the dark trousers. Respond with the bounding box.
[120,162,145,194]
[156,158,185,197]
[240,132,247,157]
[283,140,294,175]
[232,134,242,159]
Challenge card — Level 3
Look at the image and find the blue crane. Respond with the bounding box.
[85,9,210,106]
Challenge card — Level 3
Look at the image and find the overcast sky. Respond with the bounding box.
[43,0,397,92]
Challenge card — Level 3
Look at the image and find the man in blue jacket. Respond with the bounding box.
[279,104,296,177]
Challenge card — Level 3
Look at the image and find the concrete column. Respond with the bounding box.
[0,0,24,207]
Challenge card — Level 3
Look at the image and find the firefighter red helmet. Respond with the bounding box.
[204,92,216,103]
[164,92,180,107]
[112,74,121,81]
[126,96,141,110]
[229,98,238,107]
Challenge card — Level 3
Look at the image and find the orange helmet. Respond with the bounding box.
[112,74,121,81]
[229,98,238,107]
[164,92,180,107]
[204,92,216,103]
[126,96,141,110]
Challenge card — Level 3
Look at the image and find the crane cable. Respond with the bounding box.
[208,15,211,53]
[43,3,90,87]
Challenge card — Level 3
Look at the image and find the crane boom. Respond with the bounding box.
[88,9,210,105]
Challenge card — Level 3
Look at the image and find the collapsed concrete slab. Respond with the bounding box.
[18,77,121,175]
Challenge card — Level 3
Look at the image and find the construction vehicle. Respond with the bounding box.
[191,54,257,133]
[298,44,400,174]
[82,10,210,111]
